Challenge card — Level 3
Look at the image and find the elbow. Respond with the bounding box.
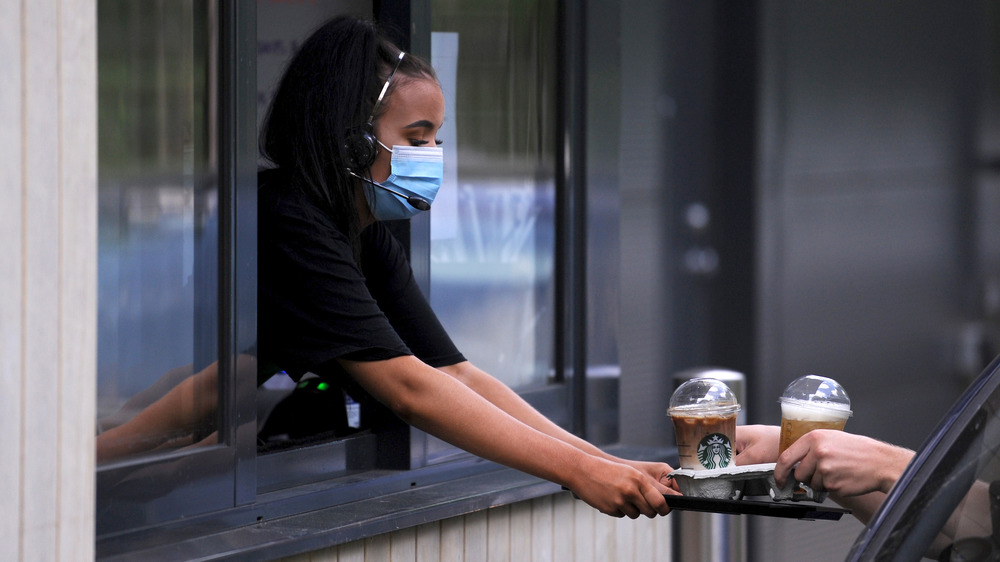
[387,395,420,425]
[344,356,444,428]
[377,375,433,426]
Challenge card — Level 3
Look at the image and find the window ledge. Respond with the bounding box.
[98,445,675,561]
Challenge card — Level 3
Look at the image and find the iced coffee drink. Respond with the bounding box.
[668,378,741,470]
[777,374,852,454]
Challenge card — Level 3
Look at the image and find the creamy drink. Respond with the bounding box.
[671,410,739,470]
[778,401,851,454]
[777,374,852,454]
[668,378,741,470]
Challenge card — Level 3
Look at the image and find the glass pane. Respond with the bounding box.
[429,1,558,390]
[95,0,218,464]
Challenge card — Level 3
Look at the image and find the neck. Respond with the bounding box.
[354,184,375,228]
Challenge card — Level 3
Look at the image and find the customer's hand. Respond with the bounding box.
[774,430,914,497]
[734,424,781,466]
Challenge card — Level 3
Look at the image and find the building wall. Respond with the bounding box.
[0,1,98,561]
[284,493,673,562]
[753,1,992,561]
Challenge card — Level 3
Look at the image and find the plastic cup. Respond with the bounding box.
[777,374,852,454]
[668,378,741,470]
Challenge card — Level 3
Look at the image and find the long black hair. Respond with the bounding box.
[259,15,437,252]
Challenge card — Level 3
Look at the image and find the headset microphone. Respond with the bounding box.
[347,170,432,211]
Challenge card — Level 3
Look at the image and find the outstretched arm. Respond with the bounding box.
[774,429,913,523]
[342,355,677,518]
[439,361,679,488]
[734,425,914,524]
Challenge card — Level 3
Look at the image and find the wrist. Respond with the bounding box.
[562,451,606,492]
[879,444,914,493]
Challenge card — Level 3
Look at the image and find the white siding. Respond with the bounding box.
[284,493,674,562]
[0,1,97,561]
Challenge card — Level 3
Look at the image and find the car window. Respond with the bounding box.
[849,355,1000,561]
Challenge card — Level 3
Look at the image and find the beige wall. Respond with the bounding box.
[0,1,97,561]
[283,493,673,562]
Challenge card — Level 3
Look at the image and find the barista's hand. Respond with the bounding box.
[773,430,914,497]
[734,424,781,466]
[623,460,683,493]
[570,457,676,519]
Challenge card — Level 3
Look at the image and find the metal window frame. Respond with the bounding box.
[96,1,622,558]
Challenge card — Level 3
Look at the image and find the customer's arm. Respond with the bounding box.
[734,425,913,523]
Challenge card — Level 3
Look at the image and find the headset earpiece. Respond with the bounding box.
[344,124,379,170]
[344,52,405,173]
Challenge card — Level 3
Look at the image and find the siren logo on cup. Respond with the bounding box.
[697,433,733,470]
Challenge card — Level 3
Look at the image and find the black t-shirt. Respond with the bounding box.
[257,168,465,387]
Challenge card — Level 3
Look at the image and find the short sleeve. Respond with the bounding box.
[257,183,410,380]
[360,222,465,368]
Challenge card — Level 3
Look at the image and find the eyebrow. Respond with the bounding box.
[403,119,438,129]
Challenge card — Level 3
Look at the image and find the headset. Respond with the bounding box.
[344,51,406,171]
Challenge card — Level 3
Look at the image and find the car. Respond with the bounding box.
[848,352,1000,561]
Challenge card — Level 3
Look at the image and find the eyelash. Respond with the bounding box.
[410,139,445,146]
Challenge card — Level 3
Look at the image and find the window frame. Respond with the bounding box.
[94,0,639,558]
[94,0,252,537]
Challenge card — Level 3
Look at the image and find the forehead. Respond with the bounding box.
[380,77,444,126]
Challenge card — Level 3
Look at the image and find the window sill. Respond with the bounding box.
[97,445,676,561]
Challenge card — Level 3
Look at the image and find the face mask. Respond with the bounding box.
[365,142,443,221]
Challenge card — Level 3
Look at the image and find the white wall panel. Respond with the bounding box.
[286,493,673,562]
[1,1,96,561]
[58,0,98,559]
[0,0,24,556]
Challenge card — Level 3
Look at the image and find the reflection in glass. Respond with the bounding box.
[429,2,558,390]
[95,0,218,463]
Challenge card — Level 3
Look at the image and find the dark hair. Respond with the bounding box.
[259,15,438,249]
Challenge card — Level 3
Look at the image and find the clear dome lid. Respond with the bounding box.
[668,377,741,416]
[779,374,852,416]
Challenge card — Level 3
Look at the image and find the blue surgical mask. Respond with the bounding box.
[365,142,443,221]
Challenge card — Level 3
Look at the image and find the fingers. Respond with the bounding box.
[649,474,675,495]
[776,431,837,492]
[608,478,670,519]
[582,461,677,519]
[774,438,809,487]
[664,478,682,494]
[617,505,639,519]
[642,483,672,517]
[734,425,781,466]
[791,448,819,488]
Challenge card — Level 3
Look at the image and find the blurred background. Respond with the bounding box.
[605,2,1000,559]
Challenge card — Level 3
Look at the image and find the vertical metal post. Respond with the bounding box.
[556,0,588,437]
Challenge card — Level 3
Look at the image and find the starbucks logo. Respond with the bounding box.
[697,433,733,469]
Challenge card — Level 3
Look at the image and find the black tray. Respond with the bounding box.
[664,495,851,521]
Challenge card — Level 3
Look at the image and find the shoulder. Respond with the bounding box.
[360,221,409,267]
[259,168,345,242]
[259,168,318,216]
